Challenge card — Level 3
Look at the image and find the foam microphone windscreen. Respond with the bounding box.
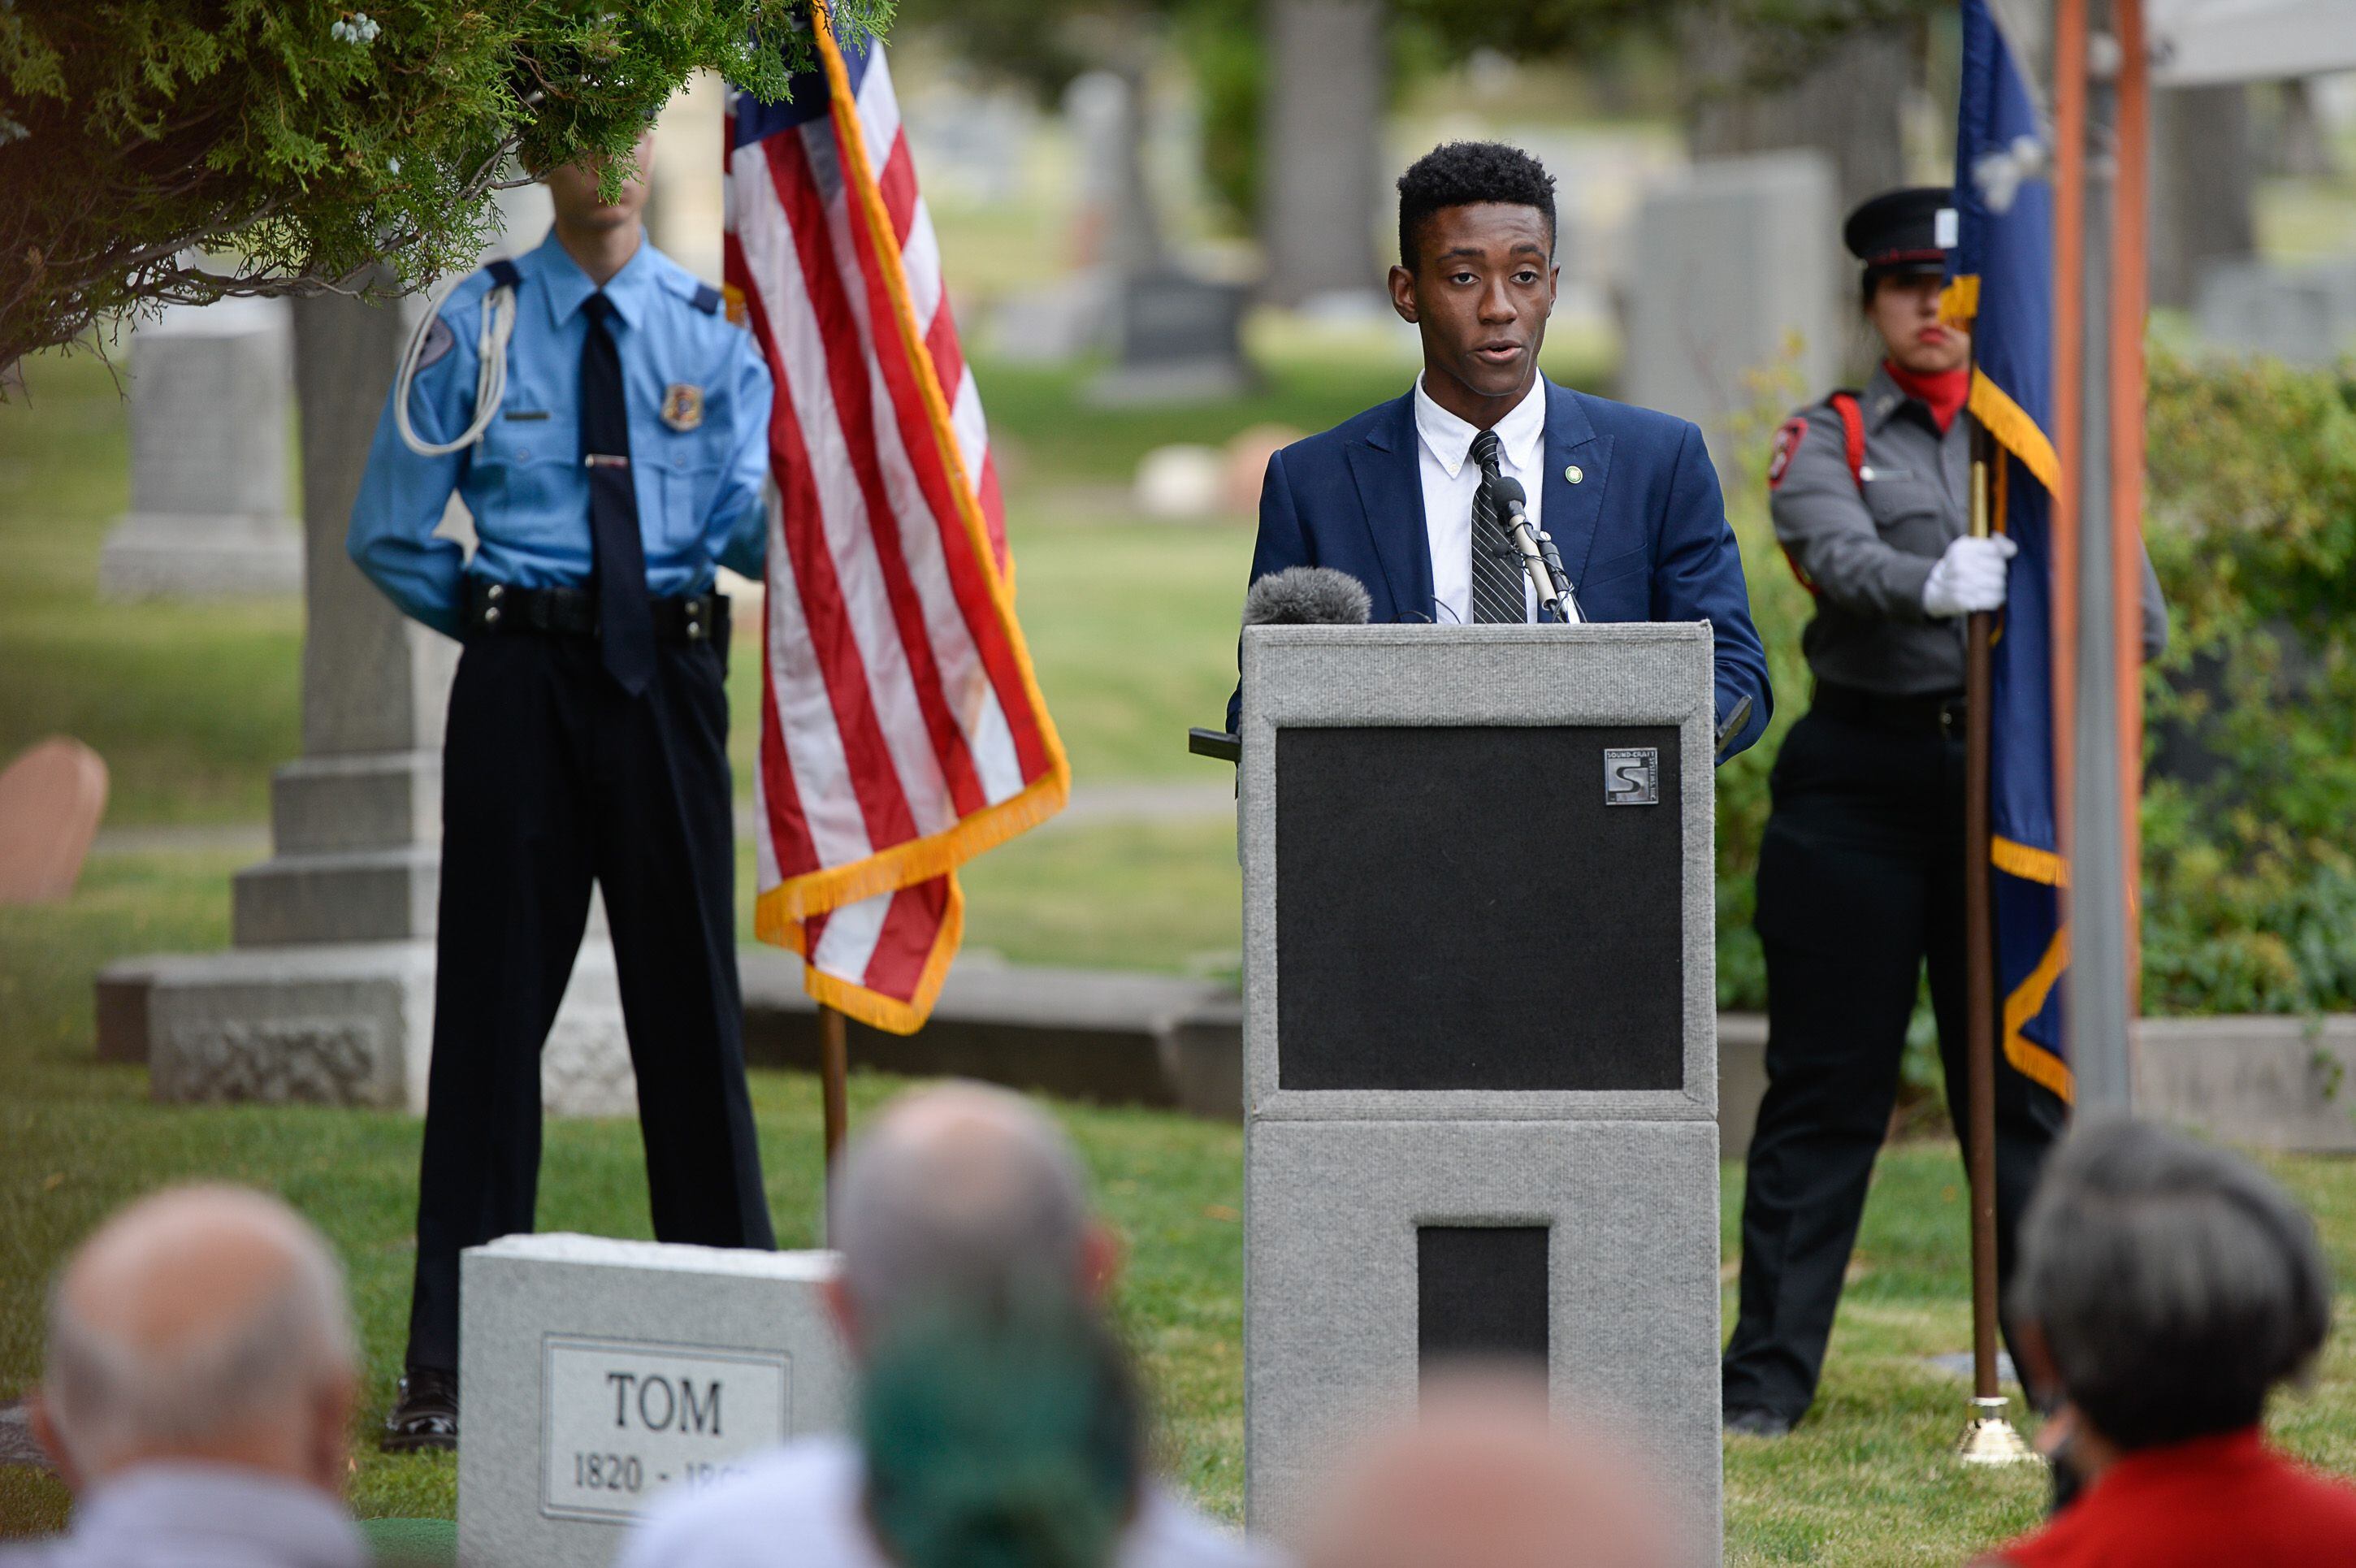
[1243,566,1372,627]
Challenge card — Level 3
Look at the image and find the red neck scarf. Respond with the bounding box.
[1884,359,1969,434]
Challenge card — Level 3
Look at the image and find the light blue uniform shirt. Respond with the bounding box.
[348,227,774,639]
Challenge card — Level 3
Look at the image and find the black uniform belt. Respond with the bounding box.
[464,579,728,645]
[1812,681,1967,736]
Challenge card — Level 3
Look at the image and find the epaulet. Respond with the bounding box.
[688,282,724,316]
[485,258,523,290]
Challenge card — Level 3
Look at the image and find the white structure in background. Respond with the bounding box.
[2147,0,2356,84]
[98,296,303,599]
[1624,150,1841,471]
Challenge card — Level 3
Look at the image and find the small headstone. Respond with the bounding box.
[1625,151,1841,470]
[459,1234,850,1568]
[2196,259,2356,366]
[0,738,107,904]
[1133,444,1225,518]
[1221,425,1305,514]
[98,297,302,599]
[1090,269,1253,405]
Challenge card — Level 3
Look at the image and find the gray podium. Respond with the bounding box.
[1239,623,1722,1559]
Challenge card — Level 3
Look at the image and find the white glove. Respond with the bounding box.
[1921,534,2019,617]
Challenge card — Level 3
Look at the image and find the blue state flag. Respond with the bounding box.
[1949,0,2071,1101]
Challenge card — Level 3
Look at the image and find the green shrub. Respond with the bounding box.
[0,0,886,370]
[2141,348,2356,1016]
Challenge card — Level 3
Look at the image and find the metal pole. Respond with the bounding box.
[2110,0,2151,1027]
[2067,3,2133,1112]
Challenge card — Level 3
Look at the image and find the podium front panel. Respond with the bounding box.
[1275,723,1683,1092]
[1237,624,1725,1550]
[1241,623,1719,1124]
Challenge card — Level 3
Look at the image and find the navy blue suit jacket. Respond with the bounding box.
[1228,379,1772,758]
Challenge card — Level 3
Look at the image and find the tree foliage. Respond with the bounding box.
[0,0,891,373]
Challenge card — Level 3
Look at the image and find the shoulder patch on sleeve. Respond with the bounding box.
[690,283,723,315]
[1766,414,1809,491]
[416,315,457,371]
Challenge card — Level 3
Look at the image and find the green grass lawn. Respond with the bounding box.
[9,851,2356,1561]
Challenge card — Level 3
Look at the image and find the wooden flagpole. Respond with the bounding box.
[1964,446,2003,1404]
[819,1004,850,1185]
[1958,438,2030,1464]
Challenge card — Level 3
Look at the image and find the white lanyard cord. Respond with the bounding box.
[392,278,518,457]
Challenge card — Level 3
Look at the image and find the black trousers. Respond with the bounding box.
[404,631,775,1375]
[1720,706,2065,1423]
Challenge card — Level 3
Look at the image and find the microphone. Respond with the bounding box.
[1488,477,1572,624]
[1195,568,1374,765]
[1242,565,1372,626]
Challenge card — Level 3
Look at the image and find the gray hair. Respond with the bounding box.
[43,1187,356,1474]
[829,1084,1091,1330]
[2010,1117,2330,1450]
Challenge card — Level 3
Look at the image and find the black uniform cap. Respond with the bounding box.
[1843,186,1955,278]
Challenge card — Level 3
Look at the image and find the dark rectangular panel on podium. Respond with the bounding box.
[1418,1225,1549,1368]
[1274,724,1683,1092]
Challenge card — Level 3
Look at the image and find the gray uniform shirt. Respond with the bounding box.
[1769,363,2166,696]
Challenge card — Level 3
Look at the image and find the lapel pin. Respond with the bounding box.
[1566,464,1583,485]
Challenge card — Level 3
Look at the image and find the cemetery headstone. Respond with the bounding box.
[2196,258,2356,366]
[1089,267,1253,405]
[98,297,302,599]
[1626,151,1840,470]
[460,1235,851,1568]
[0,738,107,904]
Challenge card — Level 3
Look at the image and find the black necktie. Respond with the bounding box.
[579,293,655,695]
[1467,428,1525,624]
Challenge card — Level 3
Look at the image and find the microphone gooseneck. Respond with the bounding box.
[1488,477,1572,624]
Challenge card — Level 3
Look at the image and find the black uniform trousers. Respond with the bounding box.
[404,627,775,1375]
[1720,703,2066,1423]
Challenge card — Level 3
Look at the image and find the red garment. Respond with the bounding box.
[1884,359,1970,433]
[1986,1427,2356,1568]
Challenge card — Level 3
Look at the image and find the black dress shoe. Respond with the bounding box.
[1723,1406,1794,1439]
[382,1367,459,1453]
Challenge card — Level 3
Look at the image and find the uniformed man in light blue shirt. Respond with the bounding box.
[349,129,780,1453]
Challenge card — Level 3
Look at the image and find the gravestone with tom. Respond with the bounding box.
[460,1236,851,1568]
[1238,623,1722,1557]
[98,296,304,600]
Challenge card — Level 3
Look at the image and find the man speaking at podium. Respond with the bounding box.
[1229,141,1770,758]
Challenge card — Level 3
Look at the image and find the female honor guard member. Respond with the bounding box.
[348,131,778,1450]
[1719,188,2167,1437]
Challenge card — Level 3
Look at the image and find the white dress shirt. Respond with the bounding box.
[1414,372,1570,626]
[620,1434,1286,1568]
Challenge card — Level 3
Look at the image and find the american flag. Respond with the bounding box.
[724,13,1068,1033]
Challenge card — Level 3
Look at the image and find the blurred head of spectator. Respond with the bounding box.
[2012,1116,2330,1460]
[621,1083,1271,1568]
[825,1081,1120,1350]
[1982,1118,2356,1567]
[14,1185,365,1568]
[1297,1368,1681,1568]
[860,1301,1142,1568]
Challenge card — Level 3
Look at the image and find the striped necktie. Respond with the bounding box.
[1467,428,1525,625]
